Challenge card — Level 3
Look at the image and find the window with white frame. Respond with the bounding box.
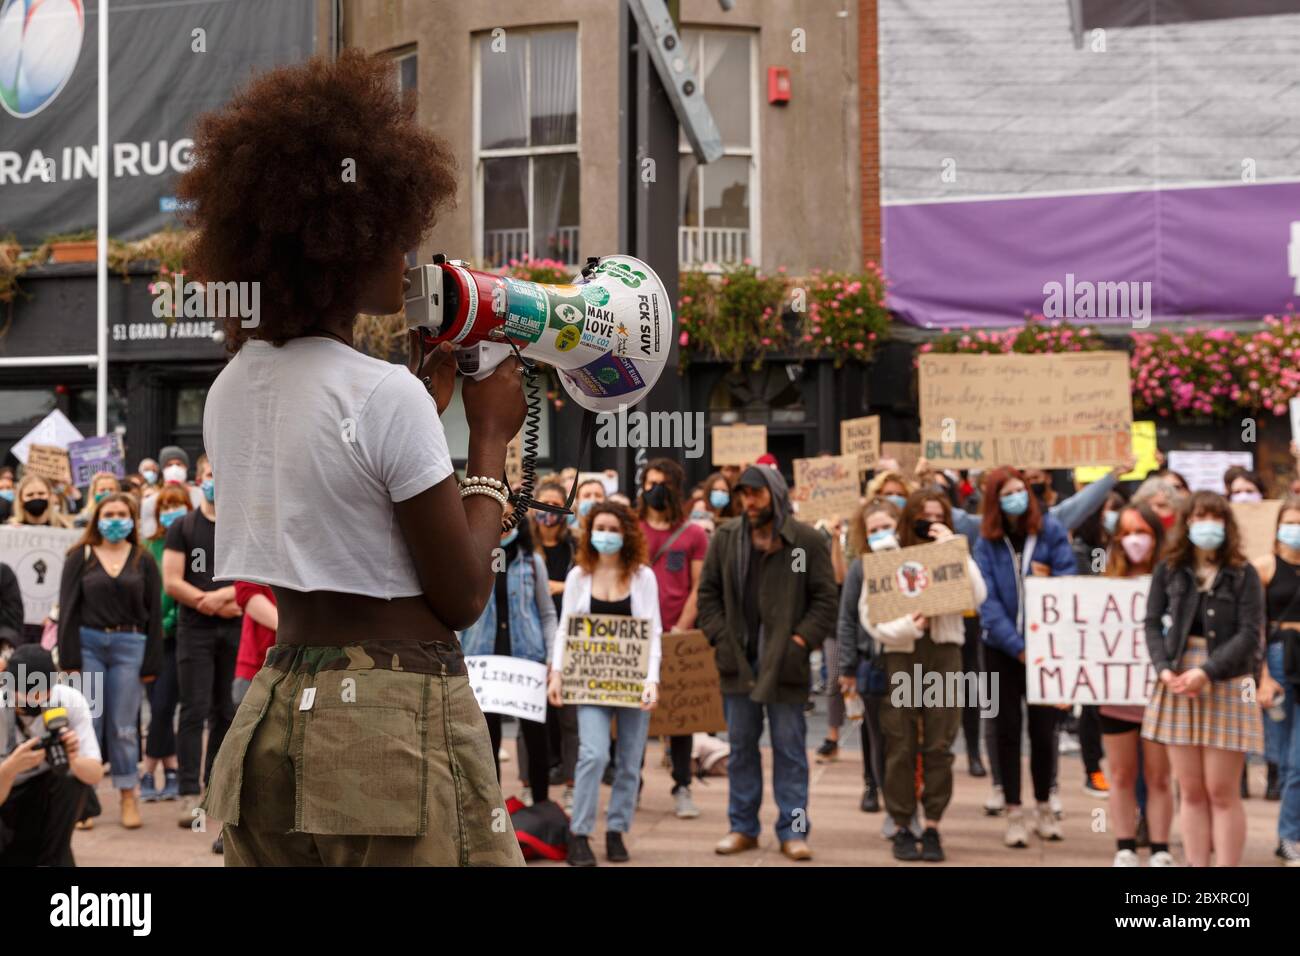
[475,28,580,267]
[678,29,757,269]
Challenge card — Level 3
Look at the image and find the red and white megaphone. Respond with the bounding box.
[403,254,673,412]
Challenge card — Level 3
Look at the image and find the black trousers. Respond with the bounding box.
[669,735,693,790]
[1078,705,1103,776]
[0,770,89,867]
[145,636,180,760]
[487,714,550,805]
[987,644,1058,806]
[960,618,983,762]
[176,621,241,795]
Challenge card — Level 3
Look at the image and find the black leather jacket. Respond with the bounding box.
[1144,560,1264,681]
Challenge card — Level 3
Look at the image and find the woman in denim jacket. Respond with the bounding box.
[460,511,557,807]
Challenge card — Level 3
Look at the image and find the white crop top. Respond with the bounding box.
[203,337,454,597]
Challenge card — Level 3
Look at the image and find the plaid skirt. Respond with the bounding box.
[1141,637,1264,754]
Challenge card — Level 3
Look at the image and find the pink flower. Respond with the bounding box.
[679,331,689,346]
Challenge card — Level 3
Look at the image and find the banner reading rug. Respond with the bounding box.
[465,655,549,723]
[1024,576,1154,706]
[918,352,1132,469]
[647,630,725,737]
[859,536,975,625]
[0,525,81,625]
[560,615,651,708]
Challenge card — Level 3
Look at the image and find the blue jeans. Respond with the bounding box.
[79,626,147,790]
[571,705,650,836]
[1265,641,1300,841]
[723,694,810,843]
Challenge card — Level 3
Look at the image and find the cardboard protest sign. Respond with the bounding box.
[465,655,549,723]
[1166,450,1253,494]
[25,444,72,486]
[880,442,921,476]
[560,615,651,708]
[1076,420,1158,484]
[1025,576,1154,706]
[647,630,726,737]
[10,410,83,465]
[67,435,126,487]
[1233,499,1283,562]
[859,536,975,625]
[840,416,881,473]
[792,455,860,524]
[0,525,81,625]
[918,352,1132,469]
[711,424,767,467]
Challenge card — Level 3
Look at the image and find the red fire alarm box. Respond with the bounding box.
[768,66,791,105]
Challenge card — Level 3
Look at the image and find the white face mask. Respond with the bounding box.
[163,464,187,484]
[1229,490,1262,503]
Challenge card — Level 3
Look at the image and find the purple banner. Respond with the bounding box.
[883,181,1300,329]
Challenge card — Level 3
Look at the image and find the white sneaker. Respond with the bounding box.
[1058,734,1081,755]
[1280,840,1300,867]
[881,816,898,840]
[1149,850,1177,867]
[1113,849,1140,867]
[673,786,700,819]
[561,785,574,814]
[499,747,512,763]
[1004,809,1028,848]
[984,784,1006,816]
[1049,785,1064,820]
[1034,803,1063,841]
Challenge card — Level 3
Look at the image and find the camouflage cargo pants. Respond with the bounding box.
[201,641,524,866]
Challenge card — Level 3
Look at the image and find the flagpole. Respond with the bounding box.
[96,0,109,436]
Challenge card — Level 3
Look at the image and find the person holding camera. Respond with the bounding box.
[0,645,104,866]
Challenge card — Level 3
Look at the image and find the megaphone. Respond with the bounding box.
[404,254,674,523]
[404,254,672,411]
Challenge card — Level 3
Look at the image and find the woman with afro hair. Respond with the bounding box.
[186,50,527,866]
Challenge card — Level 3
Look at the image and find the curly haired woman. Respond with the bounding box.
[184,50,527,866]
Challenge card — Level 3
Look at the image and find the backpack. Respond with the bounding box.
[506,797,570,861]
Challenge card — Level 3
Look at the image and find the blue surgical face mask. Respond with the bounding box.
[93,490,110,504]
[500,528,519,547]
[1000,490,1030,516]
[201,478,215,503]
[1277,524,1300,550]
[1102,510,1119,535]
[141,470,158,485]
[566,513,579,529]
[709,489,730,510]
[98,517,134,543]
[1187,520,1225,551]
[867,530,899,552]
[159,508,186,529]
[0,489,12,502]
[885,494,907,510]
[690,511,712,523]
[578,499,596,517]
[590,530,623,555]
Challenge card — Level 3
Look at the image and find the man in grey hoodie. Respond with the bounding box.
[696,465,839,861]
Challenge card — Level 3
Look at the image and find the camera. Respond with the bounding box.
[30,708,70,774]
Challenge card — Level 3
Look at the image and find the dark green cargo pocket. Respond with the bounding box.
[298,670,430,837]
[201,667,278,827]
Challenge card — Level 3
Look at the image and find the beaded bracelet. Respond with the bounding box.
[459,484,507,509]
[459,475,508,494]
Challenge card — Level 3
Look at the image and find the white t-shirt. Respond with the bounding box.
[203,337,454,597]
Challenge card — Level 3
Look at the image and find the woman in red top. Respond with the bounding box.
[231,582,277,706]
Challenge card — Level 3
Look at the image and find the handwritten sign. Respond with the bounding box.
[1166,450,1253,494]
[880,442,921,476]
[1076,420,1158,484]
[10,409,82,465]
[711,424,767,467]
[1025,576,1154,706]
[859,536,975,624]
[647,630,726,737]
[67,435,125,487]
[465,655,549,723]
[840,416,881,473]
[25,444,72,486]
[792,455,860,524]
[560,615,651,708]
[918,352,1132,469]
[1233,499,1283,562]
[0,525,80,625]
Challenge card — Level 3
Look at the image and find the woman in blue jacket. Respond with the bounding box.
[974,467,1077,849]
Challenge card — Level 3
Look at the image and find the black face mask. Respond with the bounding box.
[23,498,49,518]
[913,519,933,540]
[642,484,668,511]
[1029,482,1047,498]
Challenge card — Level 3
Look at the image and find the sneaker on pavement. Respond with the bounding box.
[860,784,880,813]
[138,771,160,803]
[177,795,203,830]
[920,827,945,862]
[1113,848,1140,867]
[212,832,224,855]
[714,832,759,855]
[1281,840,1300,867]
[1004,809,1028,848]
[880,815,898,840]
[1058,734,1081,755]
[567,833,597,867]
[160,769,180,801]
[984,784,1006,816]
[1149,850,1177,867]
[1084,771,1109,798]
[892,827,921,861]
[815,738,839,763]
[605,831,630,863]
[1049,785,1064,820]
[673,785,700,819]
[1034,803,1063,841]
